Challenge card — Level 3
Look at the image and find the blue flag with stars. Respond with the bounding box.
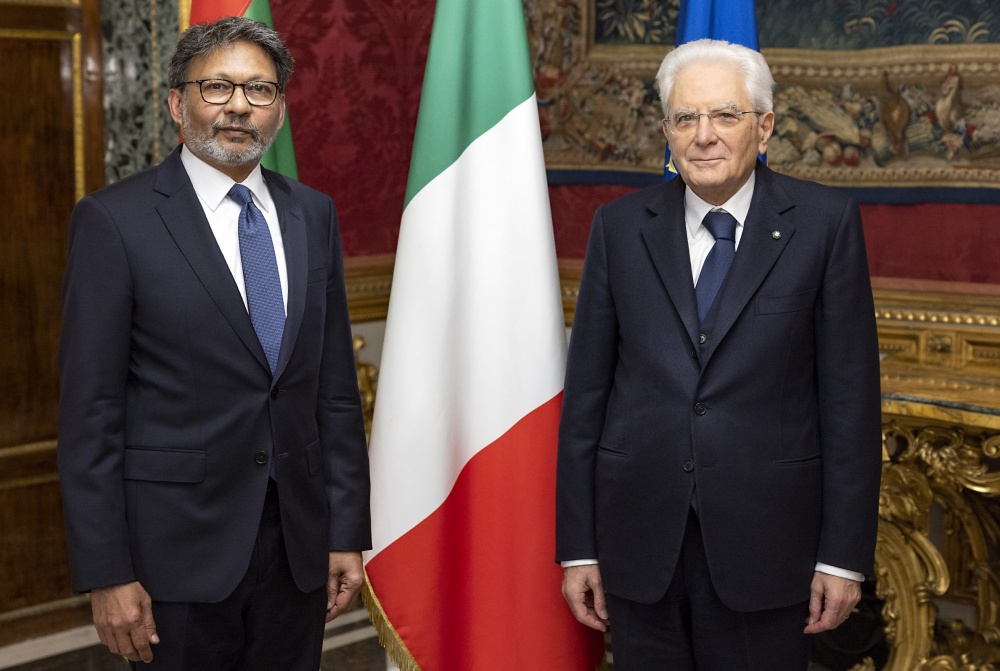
[665,0,761,180]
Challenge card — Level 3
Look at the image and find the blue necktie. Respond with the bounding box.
[229,184,285,373]
[695,210,738,323]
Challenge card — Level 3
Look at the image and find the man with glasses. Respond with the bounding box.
[557,39,881,670]
[58,16,370,669]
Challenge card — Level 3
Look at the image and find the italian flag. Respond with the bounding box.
[182,0,298,179]
[363,0,605,669]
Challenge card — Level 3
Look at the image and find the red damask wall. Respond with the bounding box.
[272,0,1000,284]
[272,0,433,257]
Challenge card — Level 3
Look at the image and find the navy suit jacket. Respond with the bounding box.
[556,164,882,611]
[58,146,371,602]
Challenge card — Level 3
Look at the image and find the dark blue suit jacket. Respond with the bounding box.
[556,164,882,611]
[58,146,371,602]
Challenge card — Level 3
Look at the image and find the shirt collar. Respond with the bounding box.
[179,145,273,214]
[684,170,756,238]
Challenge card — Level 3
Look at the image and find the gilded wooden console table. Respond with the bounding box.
[862,280,1000,671]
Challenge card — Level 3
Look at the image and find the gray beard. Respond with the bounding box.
[181,106,277,168]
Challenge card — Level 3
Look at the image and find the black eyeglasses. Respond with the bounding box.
[179,79,280,106]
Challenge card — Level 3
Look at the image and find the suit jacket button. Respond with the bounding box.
[255,451,268,465]
[694,402,707,415]
[270,389,279,399]
[698,333,707,344]
[683,460,695,472]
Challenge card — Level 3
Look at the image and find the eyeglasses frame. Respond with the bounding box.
[662,109,762,135]
[178,78,282,107]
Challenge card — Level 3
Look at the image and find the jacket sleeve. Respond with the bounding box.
[57,195,137,593]
[556,205,619,563]
[814,196,883,575]
[317,198,372,552]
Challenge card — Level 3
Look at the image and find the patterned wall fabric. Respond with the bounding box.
[273,0,432,257]
[594,0,1000,49]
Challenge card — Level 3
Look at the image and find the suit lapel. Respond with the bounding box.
[153,149,271,373]
[701,166,796,363]
[640,179,700,350]
[265,170,306,383]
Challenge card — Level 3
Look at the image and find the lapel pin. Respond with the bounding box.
[771,230,782,240]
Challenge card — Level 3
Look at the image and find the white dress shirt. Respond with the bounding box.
[179,146,288,313]
[564,172,865,583]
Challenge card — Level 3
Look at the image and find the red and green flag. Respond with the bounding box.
[182,0,298,180]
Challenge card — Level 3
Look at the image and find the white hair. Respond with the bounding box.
[655,39,775,117]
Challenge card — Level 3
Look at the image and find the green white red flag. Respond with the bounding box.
[183,0,298,179]
[362,0,605,668]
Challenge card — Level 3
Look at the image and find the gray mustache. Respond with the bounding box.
[212,117,261,141]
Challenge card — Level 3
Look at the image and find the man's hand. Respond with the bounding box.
[326,551,365,623]
[804,571,862,634]
[562,564,610,632]
[91,581,159,663]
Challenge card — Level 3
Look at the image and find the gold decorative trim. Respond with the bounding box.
[877,310,1000,328]
[361,574,421,671]
[353,336,377,441]
[0,29,85,200]
[559,259,583,325]
[0,0,79,6]
[345,257,1000,337]
[179,0,191,32]
[0,29,75,40]
[879,419,1000,668]
[362,573,608,670]
[73,32,83,202]
[344,254,393,323]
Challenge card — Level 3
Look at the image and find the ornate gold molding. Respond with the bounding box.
[344,254,393,323]
[879,418,1000,670]
[354,336,377,441]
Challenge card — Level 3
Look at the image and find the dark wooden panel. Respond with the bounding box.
[0,4,80,33]
[0,36,74,448]
[0,0,104,644]
[0,444,74,615]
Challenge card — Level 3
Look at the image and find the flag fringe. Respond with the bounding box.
[363,570,610,671]
[362,568,422,671]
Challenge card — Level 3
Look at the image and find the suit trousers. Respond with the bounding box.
[606,510,810,671]
[132,482,328,671]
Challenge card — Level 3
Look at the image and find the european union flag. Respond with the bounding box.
[665,0,761,179]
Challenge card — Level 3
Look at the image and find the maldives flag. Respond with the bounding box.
[184,0,298,179]
[363,0,605,669]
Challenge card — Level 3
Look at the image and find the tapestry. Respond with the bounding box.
[529,0,1000,194]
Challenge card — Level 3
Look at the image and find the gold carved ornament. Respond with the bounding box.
[874,422,1000,671]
